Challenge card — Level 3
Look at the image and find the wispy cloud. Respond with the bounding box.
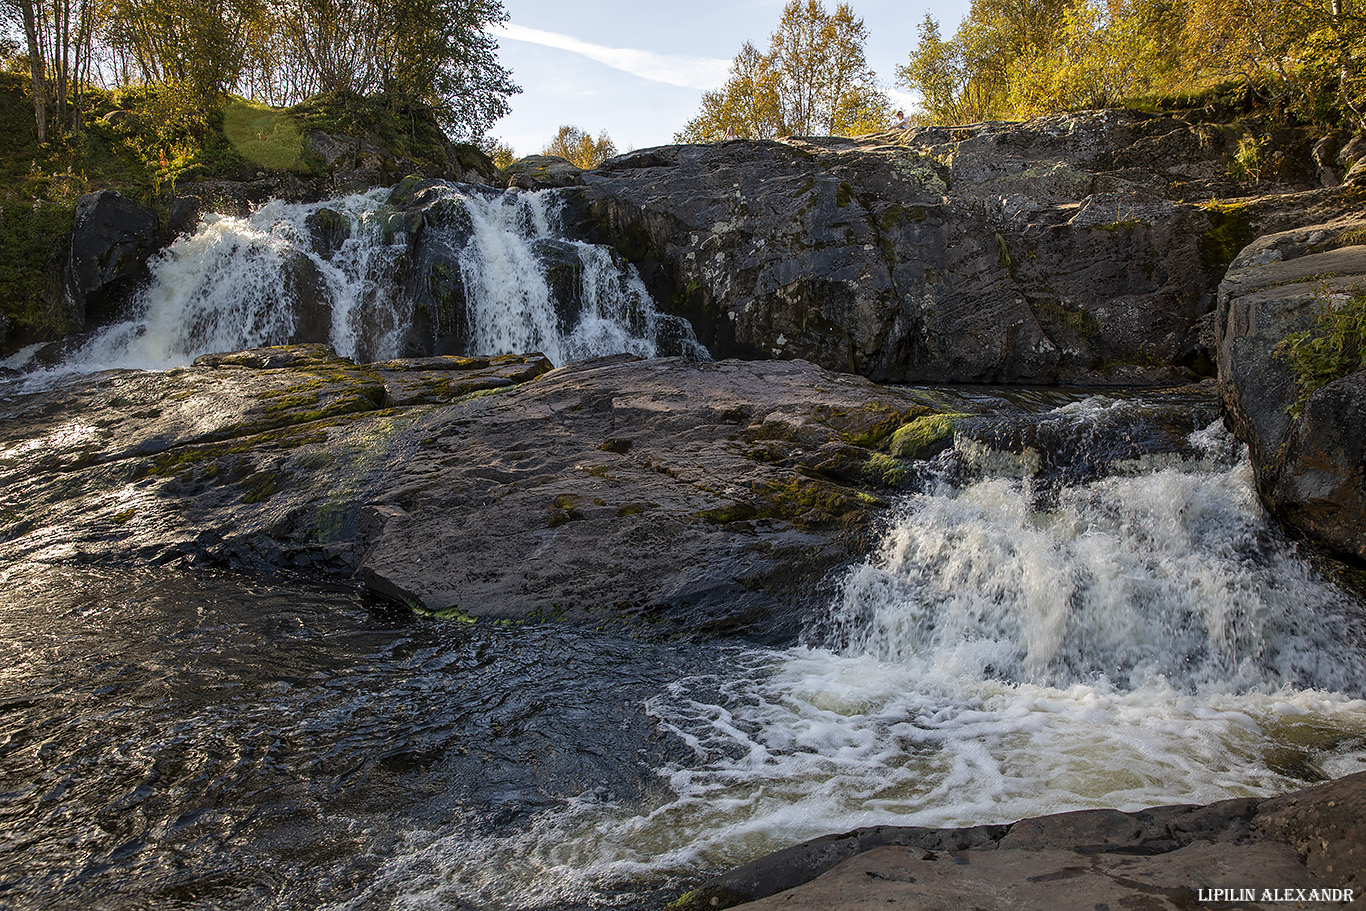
[490,23,731,91]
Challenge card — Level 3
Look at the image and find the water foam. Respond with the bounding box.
[18,184,697,386]
[332,416,1366,909]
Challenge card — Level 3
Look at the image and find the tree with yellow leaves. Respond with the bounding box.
[542,125,617,169]
[676,0,889,141]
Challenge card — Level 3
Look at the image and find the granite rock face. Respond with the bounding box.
[1215,218,1366,560]
[566,112,1356,385]
[0,346,938,641]
[672,772,1366,911]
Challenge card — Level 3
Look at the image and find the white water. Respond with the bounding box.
[332,412,1366,911]
[17,184,691,384]
[45,189,409,375]
[454,192,670,366]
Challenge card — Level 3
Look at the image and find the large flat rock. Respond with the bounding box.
[0,347,939,641]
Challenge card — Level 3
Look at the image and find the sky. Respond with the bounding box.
[488,0,973,157]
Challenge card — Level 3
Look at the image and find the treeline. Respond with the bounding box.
[682,0,1366,142]
[1,0,519,141]
[902,0,1366,127]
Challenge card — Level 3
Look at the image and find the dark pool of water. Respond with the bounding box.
[0,564,711,911]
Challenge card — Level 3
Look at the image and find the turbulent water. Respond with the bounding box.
[3,389,1364,911]
[10,185,692,382]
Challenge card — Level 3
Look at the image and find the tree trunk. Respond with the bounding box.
[19,0,48,141]
[1334,0,1366,128]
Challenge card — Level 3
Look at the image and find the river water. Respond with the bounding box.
[3,387,1365,911]
[3,185,1366,909]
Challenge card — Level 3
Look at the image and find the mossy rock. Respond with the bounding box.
[1200,202,1255,272]
[699,474,881,530]
[812,402,932,449]
[889,412,966,460]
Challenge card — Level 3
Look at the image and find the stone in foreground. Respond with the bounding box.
[672,771,1366,910]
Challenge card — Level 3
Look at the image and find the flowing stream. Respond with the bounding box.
[3,387,1365,911]
[10,184,699,383]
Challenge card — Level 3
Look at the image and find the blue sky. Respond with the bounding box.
[488,0,973,156]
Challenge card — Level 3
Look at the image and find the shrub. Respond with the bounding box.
[1278,286,1366,416]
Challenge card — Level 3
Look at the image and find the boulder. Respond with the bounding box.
[503,154,584,190]
[305,206,352,259]
[1272,369,1366,560]
[64,190,160,327]
[1215,217,1366,559]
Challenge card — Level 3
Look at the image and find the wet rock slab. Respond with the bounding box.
[671,771,1366,910]
[0,346,939,641]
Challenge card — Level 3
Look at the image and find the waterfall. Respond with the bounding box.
[829,401,1366,693]
[20,183,704,380]
[342,398,1366,910]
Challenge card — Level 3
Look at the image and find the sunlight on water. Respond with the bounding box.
[335,415,1366,911]
[15,184,699,388]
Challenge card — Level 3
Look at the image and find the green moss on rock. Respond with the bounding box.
[1200,202,1255,272]
[889,412,965,460]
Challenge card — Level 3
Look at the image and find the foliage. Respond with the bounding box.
[1229,135,1268,183]
[2,0,519,140]
[1007,1,1178,116]
[676,0,888,141]
[0,185,79,339]
[897,14,1001,125]
[540,124,616,169]
[270,0,518,137]
[1278,286,1366,416]
[105,0,260,99]
[897,0,1366,128]
[480,135,514,169]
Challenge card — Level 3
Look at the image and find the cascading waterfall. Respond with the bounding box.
[45,189,410,374]
[18,183,701,381]
[333,395,1366,911]
[452,191,681,365]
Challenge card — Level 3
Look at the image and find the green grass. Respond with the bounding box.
[223,97,307,172]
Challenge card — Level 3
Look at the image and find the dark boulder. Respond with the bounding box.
[305,207,352,260]
[503,154,584,190]
[1271,369,1366,561]
[1216,217,1366,559]
[65,190,160,327]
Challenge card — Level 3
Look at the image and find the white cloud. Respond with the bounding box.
[490,23,732,91]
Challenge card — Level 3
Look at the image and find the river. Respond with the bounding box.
[2,185,1365,911]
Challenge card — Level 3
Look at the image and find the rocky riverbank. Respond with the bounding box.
[48,108,1366,561]
[671,771,1366,910]
[6,103,1365,911]
[0,347,950,641]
